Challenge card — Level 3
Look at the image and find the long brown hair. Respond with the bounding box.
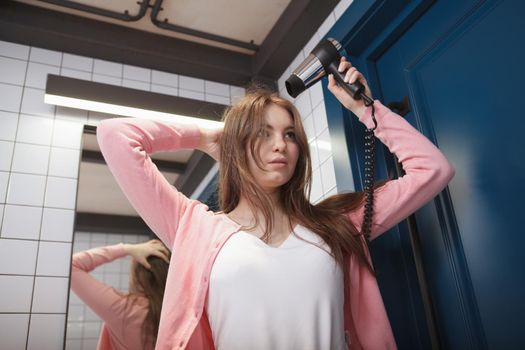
[127,250,170,348]
[218,89,379,270]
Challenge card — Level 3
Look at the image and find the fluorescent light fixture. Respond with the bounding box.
[45,75,226,129]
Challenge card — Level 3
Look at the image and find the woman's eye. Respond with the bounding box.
[257,130,270,138]
[285,131,296,140]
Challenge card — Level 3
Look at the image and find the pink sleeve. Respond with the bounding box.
[346,101,455,240]
[70,244,129,324]
[96,118,201,248]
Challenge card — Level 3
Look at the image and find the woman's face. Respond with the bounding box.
[247,103,300,192]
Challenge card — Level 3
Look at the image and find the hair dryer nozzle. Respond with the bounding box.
[285,74,305,98]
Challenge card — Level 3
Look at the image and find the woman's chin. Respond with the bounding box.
[259,177,291,191]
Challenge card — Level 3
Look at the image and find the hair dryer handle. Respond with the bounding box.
[326,62,365,100]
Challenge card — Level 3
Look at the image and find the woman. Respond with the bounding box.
[71,239,170,349]
[97,57,454,349]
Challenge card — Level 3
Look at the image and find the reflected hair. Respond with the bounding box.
[126,246,170,349]
[218,88,384,270]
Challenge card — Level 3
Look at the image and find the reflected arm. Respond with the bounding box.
[70,244,143,328]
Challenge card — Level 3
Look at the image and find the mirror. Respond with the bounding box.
[64,124,201,349]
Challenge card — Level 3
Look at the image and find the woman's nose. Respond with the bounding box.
[272,135,286,152]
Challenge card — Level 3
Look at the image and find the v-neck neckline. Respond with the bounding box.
[238,225,301,249]
[217,213,300,249]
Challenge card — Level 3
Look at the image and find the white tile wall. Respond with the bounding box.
[11,142,50,175]
[151,84,178,96]
[52,119,83,149]
[6,173,47,206]
[0,275,34,312]
[0,40,30,59]
[0,140,14,171]
[44,177,77,209]
[48,147,80,178]
[0,111,19,141]
[0,56,28,86]
[123,65,150,82]
[92,73,121,86]
[0,83,23,112]
[205,81,230,97]
[179,75,204,92]
[62,54,93,72]
[40,208,75,242]
[0,2,355,347]
[122,78,150,91]
[25,62,60,89]
[29,47,62,66]
[0,172,8,202]
[0,239,38,274]
[1,204,43,240]
[27,314,66,350]
[32,276,69,313]
[93,59,122,77]
[179,89,205,100]
[61,68,92,81]
[16,114,54,145]
[21,88,56,118]
[205,93,230,105]
[36,241,71,276]
[152,70,178,87]
[0,313,30,350]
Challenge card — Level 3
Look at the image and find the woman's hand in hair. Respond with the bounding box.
[123,239,170,269]
[327,56,373,119]
[197,127,223,161]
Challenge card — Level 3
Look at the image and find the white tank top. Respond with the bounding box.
[206,224,347,350]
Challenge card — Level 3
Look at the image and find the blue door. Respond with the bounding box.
[325,0,525,348]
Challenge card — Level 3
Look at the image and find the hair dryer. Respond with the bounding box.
[285,38,373,106]
[286,38,377,240]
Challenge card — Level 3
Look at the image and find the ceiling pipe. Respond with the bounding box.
[150,0,259,52]
[39,0,150,21]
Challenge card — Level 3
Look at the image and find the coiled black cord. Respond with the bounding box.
[361,98,377,240]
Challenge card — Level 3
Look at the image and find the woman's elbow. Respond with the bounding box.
[96,118,118,149]
[431,156,455,189]
[441,157,455,183]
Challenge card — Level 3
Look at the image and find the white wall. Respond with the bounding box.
[0,0,355,347]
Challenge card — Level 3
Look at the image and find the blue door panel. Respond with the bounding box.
[326,0,525,348]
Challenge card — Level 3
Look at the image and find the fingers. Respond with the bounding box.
[338,56,351,73]
[144,240,170,263]
[152,250,170,264]
[139,257,151,269]
[336,57,364,85]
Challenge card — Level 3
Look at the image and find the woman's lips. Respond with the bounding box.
[268,159,288,168]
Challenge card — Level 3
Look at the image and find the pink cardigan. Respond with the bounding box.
[71,244,152,350]
[97,101,454,350]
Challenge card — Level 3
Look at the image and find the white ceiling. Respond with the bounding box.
[16,0,291,54]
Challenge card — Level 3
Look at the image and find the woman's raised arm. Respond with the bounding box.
[346,101,455,240]
[97,118,201,248]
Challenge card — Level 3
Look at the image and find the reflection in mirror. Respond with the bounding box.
[65,125,195,350]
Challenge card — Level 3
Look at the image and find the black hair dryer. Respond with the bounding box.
[285,38,373,106]
[286,38,377,240]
